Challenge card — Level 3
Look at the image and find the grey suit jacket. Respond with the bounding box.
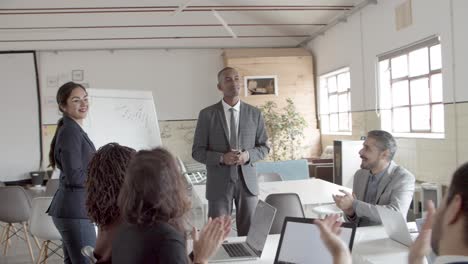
[346,161,415,226]
[47,115,96,219]
[192,101,269,200]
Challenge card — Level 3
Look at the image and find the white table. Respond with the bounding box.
[192,178,352,220]
[352,223,422,264]
[188,225,415,264]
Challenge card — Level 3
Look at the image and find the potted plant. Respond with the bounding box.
[259,98,306,161]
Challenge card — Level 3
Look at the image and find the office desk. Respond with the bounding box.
[192,178,352,219]
[188,225,415,264]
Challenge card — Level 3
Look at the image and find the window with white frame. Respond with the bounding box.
[378,37,444,136]
[319,67,351,134]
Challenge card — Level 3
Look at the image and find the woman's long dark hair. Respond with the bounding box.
[48,82,86,168]
[118,148,191,234]
[86,143,136,227]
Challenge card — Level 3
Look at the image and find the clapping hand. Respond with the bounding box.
[192,216,232,264]
[408,200,435,264]
[314,214,351,264]
[333,190,355,216]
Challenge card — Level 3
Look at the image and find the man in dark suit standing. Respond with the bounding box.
[192,67,269,236]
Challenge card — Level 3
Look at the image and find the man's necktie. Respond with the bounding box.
[229,108,238,150]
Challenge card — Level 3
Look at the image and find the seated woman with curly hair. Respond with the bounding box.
[86,143,136,263]
[113,148,230,264]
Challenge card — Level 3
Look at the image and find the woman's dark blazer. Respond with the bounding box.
[47,115,96,219]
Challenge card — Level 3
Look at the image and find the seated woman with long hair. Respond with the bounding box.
[86,143,136,263]
[113,148,228,264]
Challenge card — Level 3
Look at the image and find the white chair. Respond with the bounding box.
[29,197,63,263]
[0,186,36,262]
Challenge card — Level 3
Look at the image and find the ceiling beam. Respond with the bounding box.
[212,10,237,38]
[297,0,377,47]
[0,35,309,43]
[172,0,192,16]
[0,23,326,30]
[0,5,353,15]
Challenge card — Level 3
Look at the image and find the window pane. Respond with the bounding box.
[410,78,430,105]
[380,60,392,109]
[320,77,327,91]
[337,72,350,92]
[391,54,408,79]
[380,109,392,132]
[338,93,349,113]
[320,88,329,114]
[321,115,330,133]
[329,94,338,113]
[411,105,430,131]
[430,44,442,70]
[393,107,410,132]
[432,104,444,133]
[409,47,429,77]
[431,73,443,103]
[379,59,389,70]
[392,80,409,107]
[328,76,337,93]
[348,92,351,110]
[330,113,338,132]
[348,112,352,131]
[339,113,349,131]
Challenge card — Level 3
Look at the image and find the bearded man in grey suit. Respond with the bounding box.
[333,130,415,226]
[192,67,269,236]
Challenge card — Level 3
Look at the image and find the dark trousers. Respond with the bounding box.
[208,171,258,236]
[52,217,96,264]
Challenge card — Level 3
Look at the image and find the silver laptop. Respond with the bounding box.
[377,206,418,247]
[210,200,277,262]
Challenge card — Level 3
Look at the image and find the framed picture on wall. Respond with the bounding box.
[72,70,84,82]
[244,75,278,96]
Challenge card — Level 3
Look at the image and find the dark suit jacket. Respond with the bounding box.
[112,222,188,264]
[48,115,96,219]
[192,101,269,200]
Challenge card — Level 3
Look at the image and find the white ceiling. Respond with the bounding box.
[0,0,364,50]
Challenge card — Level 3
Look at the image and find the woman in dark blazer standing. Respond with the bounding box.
[47,82,97,264]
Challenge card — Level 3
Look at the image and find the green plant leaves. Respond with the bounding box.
[259,98,307,161]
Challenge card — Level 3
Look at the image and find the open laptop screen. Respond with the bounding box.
[245,200,277,256]
[274,217,356,264]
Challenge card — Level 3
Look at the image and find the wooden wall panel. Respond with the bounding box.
[223,48,321,158]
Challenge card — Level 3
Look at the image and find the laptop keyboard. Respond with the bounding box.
[222,243,252,257]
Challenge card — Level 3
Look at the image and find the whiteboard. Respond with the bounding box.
[83,89,161,151]
[0,52,41,182]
